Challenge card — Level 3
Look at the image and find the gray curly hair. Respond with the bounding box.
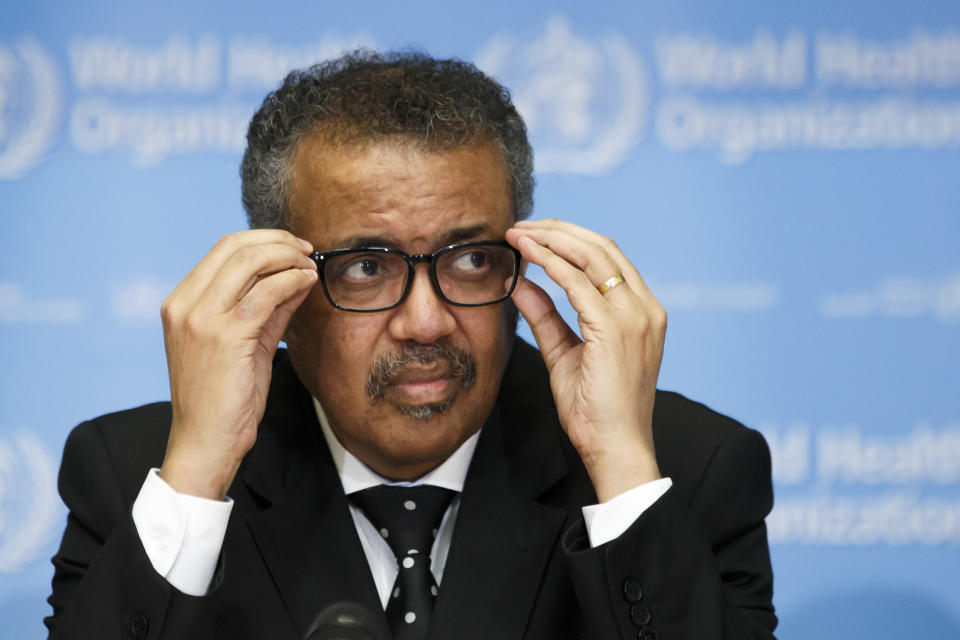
[240,49,534,230]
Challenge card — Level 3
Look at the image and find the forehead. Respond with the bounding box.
[286,136,514,249]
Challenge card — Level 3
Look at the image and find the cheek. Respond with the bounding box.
[289,299,386,396]
[457,306,515,380]
[317,316,381,370]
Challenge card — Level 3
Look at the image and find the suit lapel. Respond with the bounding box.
[429,397,573,639]
[236,355,389,639]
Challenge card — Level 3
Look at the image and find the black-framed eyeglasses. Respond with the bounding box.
[311,240,522,312]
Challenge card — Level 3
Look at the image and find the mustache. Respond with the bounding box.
[366,343,477,400]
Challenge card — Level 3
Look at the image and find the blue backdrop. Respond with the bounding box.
[2,2,959,638]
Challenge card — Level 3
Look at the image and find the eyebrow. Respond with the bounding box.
[336,224,499,251]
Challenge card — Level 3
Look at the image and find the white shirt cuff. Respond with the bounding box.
[131,468,233,596]
[581,477,673,547]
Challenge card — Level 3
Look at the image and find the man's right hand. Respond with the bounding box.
[158,230,318,499]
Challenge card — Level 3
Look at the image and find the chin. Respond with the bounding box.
[396,403,449,420]
[381,409,471,459]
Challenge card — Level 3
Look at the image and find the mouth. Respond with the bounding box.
[383,365,455,404]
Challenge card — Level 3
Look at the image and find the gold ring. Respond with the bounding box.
[597,273,625,295]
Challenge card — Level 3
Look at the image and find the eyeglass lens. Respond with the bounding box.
[323,244,517,310]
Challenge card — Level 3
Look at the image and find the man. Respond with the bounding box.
[46,51,776,639]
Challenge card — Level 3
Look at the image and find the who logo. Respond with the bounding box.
[476,16,649,175]
[0,432,61,573]
[0,37,62,180]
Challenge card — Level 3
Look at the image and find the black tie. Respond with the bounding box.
[350,486,455,640]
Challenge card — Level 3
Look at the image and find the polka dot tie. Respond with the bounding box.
[351,486,455,640]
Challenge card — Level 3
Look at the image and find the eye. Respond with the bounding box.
[451,249,491,272]
[337,255,387,282]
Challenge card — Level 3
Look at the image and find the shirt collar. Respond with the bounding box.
[313,397,478,496]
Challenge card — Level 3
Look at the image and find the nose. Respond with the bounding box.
[387,265,457,344]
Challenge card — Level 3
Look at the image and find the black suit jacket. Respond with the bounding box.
[46,338,777,639]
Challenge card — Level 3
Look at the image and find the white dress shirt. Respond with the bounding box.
[132,400,672,599]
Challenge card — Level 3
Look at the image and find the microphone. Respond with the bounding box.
[304,602,384,640]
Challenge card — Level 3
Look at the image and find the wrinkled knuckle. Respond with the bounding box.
[221,232,247,252]
[590,232,614,253]
[233,296,262,322]
[233,244,259,267]
[182,313,211,339]
[160,296,181,326]
[653,304,668,329]
[598,245,618,268]
[632,313,650,335]
[576,270,594,289]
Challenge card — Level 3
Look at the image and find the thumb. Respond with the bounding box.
[511,275,580,371]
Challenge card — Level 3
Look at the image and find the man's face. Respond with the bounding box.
[284,136,517,480]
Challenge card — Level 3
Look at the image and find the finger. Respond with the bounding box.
[513,219,657,303]
[510,275,581,371]
[256,275,317,351]
[199,242,317,314]
[172,230,313,305]
[515,218,618,252]
[230,267,318,331]
[510,234,612,320]
[507,226,628,299]
[514,218,647,294]
[511,228,669,351]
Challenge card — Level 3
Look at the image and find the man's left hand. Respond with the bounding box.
[506,219,667,503]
